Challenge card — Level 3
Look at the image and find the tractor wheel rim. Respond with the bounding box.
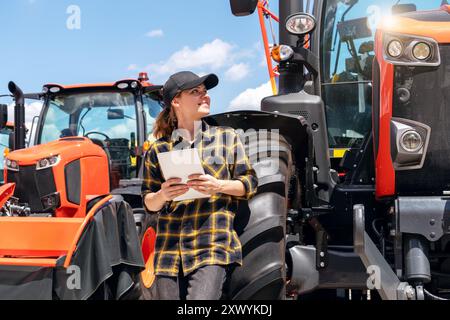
[141,227,156,289]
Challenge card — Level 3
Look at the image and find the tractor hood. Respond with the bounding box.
[6,137,106,166]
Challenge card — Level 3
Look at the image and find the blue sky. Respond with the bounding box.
[0,0,278,117]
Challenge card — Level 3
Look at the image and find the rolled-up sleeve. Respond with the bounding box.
[231,132,258,200]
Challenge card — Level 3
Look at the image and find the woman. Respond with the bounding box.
[141,71,258,300]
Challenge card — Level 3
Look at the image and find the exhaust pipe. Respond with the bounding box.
[8,81,26,150]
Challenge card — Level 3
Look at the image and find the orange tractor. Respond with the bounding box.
[0,77,161,299]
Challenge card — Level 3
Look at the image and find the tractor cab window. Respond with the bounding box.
[320,0,442,149]
[40,91,139,184]
[142,92,162,143]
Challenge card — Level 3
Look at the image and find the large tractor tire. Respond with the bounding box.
[123,209,158,300]
[226,131,293,300]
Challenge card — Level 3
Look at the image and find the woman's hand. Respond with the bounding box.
[187,174,223,195]
[159,178,189,201]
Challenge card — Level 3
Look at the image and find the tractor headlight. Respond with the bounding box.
[387,40,403,58]
[412,42,431,60]
[391,118,431,170]
[271,45,294,62]
[117,82,129,89]
[36,155,60,170]
[5,159,19,171]
[400,130,423,152]
[383,33,440,66]
[285,13,316,35]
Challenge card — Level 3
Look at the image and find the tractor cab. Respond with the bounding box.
[27,74,162,191]
[319,0,444,169]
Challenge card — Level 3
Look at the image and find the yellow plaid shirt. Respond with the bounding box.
[142,121,258,277]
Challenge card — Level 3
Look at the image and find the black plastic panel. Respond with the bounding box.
[7,166,56,212]
[65,160,81,205]
[393,45,450,195]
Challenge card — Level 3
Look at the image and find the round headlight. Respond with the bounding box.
[400,130,423,152]
[39,158,49,168]
[131,81,138,89]
[285,13,316,35]
[387,40,403,58]
[412,42,431,60]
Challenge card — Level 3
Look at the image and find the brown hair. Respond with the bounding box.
[153,104,178,139]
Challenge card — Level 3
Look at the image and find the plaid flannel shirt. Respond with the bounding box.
[142,121,258,277]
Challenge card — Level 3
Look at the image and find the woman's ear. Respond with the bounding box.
[171,97,180,110]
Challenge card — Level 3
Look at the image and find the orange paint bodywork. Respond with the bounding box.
[0,217,84,257]
[6,137,109,218]
[0,183,15,208]
[373,7,450,199]
[0,195,112,268]
[379,13,450,43]
[374,30,396,199]
[0,138,111,267]
[44,77,157,91]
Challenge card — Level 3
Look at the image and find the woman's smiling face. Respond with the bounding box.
[172,84,210,121]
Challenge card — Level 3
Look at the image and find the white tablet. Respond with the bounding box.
[156,148,210,201]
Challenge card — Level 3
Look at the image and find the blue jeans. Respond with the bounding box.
[156,264,227,300]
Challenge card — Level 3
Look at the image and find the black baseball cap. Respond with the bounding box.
[162,71,219,108]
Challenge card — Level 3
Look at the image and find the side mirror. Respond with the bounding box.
[229,0,258,16]
[0,104,7,129]
[107,108,125,120]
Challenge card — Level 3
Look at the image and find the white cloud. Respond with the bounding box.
[127,64,138,71]
[146,29,164,38]
[146,39,234,76]
[225,63,250,82]
[228,81,272,111]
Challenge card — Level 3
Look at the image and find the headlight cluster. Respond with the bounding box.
[116,81,139,90]
[5,159,19,172]
[36,155,60,170]
[384,33,440,66]
[391,118,430,170]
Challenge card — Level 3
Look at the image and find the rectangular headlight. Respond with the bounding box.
[383,32,440,67]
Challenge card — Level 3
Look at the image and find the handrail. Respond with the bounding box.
[257,0,279,95]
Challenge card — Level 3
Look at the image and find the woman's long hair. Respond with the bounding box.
[153,104,178,139]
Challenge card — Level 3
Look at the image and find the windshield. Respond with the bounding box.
[321,0,444,149]
[40,91,139,181]
[142,92,162,142]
